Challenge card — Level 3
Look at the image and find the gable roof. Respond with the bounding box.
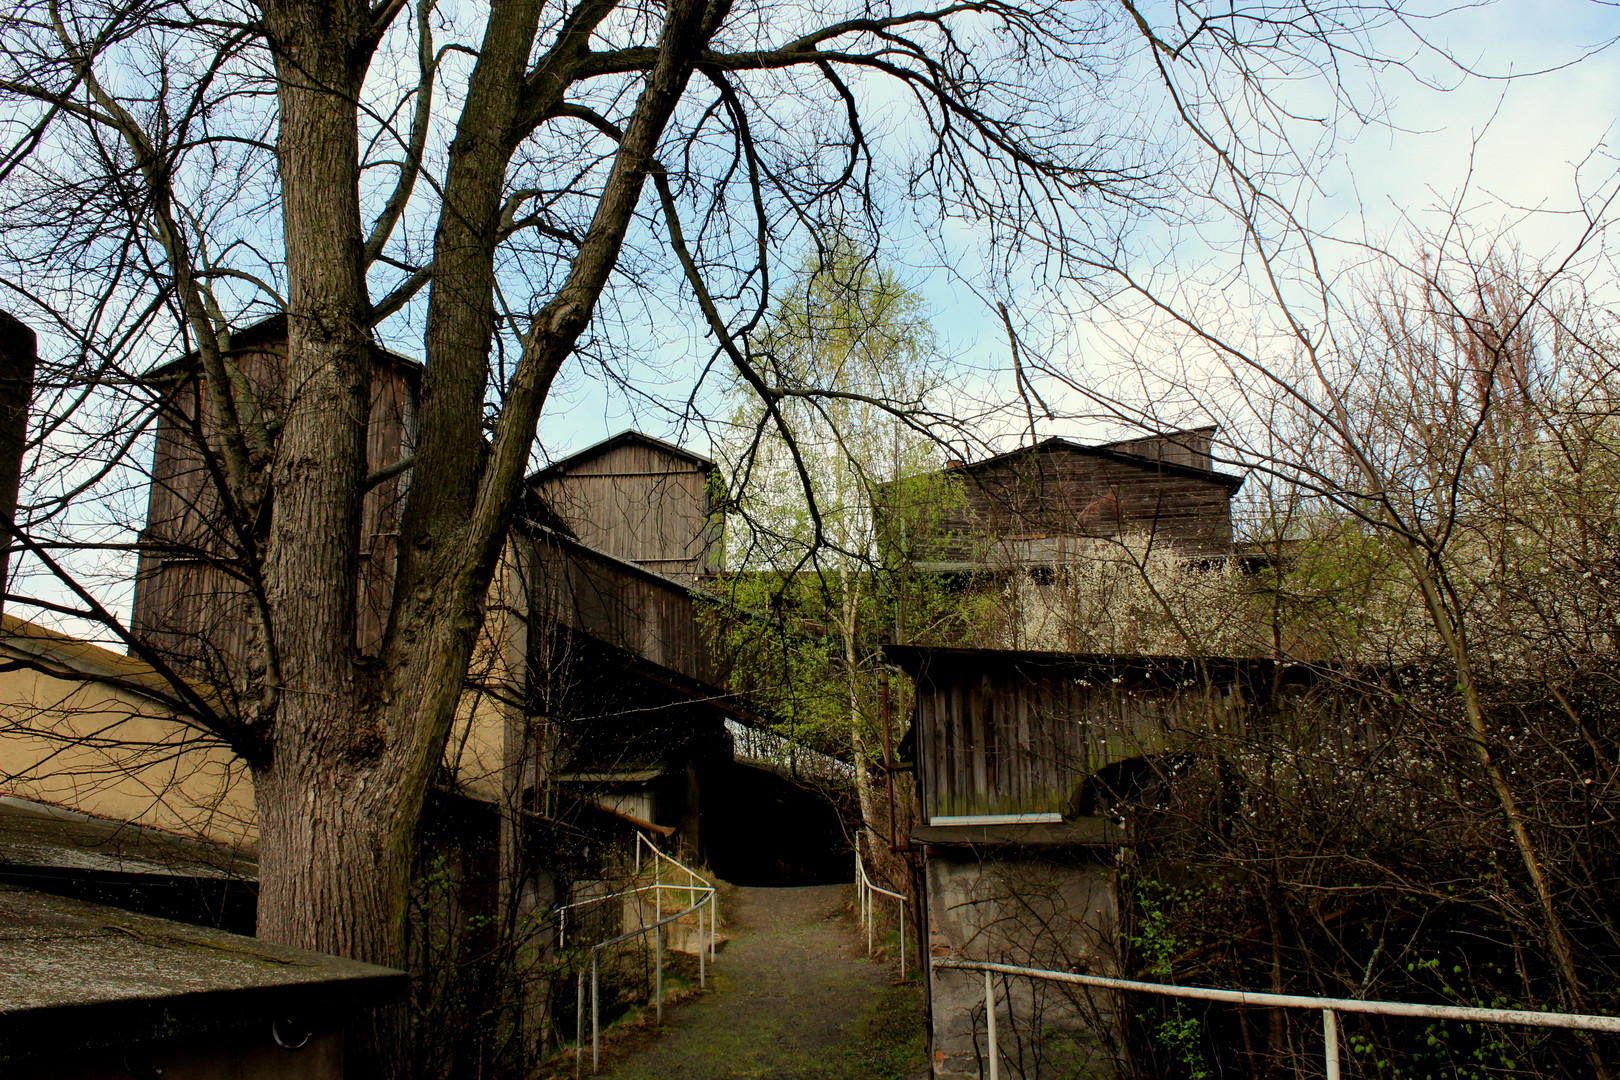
[944,430,1244,492]
[527,429,717,484]
[143,314,421,381]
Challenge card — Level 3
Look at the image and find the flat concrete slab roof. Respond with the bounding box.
[0,883,404,1063]
[0,796,255,880]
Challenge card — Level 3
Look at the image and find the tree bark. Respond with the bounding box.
[254,0,380,944]
[247,0,726,997]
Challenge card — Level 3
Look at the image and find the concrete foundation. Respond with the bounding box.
[925,851,1122,1079]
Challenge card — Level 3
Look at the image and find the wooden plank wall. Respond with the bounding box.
[926,445,1236,562]
[916,659,1250,820]
[1103,428,1216,471]
[533,442,715,581]
[130,345,415,679]
[527,531,722,688]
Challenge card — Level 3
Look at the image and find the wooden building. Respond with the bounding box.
[528,430,719,583]
[888,644,1305,1079]
[888,427,1243,569]
[120,313,789,862]
[129,316,418,677]
[525,526,728,690]
[891,645,1277,828]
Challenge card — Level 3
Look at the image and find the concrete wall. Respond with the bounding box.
[10,1027,343,1080]
[445,538,533,806]
[926,852,1122,1079]
[1,563,528,854]
[0,616,255,851]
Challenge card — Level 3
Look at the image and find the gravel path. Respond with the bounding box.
[596,884,924,1080]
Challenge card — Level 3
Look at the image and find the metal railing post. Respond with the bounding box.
[698,900,707,987]
[898,897,907,980]
[856,852,864,930]
[1323,1008,1340,1080]
[710,891,718,960]
[984,969,999,1080]
[575,970,584,1079]
[655,923,665,1026]
[591,949,600,1074]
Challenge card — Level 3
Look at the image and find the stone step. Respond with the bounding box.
[667,928,730,956]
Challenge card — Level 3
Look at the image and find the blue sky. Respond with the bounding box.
[532,0,1620,463]
[9,0,1617,642]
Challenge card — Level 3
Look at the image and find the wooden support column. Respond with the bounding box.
[0,313,36,618]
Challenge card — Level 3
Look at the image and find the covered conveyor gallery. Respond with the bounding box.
[703,759,852,887]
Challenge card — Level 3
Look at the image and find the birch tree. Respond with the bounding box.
[719,240,949,867]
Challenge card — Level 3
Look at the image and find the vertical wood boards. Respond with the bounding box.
[130,337,417,679]
[527,531,716,688]
[530,436,718,582]
[905,437,1241,565]
[903,649,1270,822]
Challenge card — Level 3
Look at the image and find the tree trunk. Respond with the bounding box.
[240,0,722,1073]
[254,758,409,963]
[255,0,381,935]
[841,563,880,869]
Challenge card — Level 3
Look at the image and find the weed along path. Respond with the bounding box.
[591,884,926,1080]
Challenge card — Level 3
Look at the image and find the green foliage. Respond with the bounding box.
[709,238,977,769]
[1145,1005,1212,1080]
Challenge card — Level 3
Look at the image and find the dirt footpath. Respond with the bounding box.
[596,884,925,1080]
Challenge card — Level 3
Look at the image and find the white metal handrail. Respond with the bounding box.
[855,849,908,980]
[637,832,717,936]
[933,957,1620,1080]
[556,881,715,950]
[562,835,721,1076]
[578,894,712,1075]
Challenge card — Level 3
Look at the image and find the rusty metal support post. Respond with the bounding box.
[1323,1008,1340,1080]
[898,897,907,980]
[575,970,584,1079]
[880,668,898,849]
[698,900,706,987]
[591,950,600,1074]
[655,924,664,1025]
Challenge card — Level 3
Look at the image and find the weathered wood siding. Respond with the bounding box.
[531,440,716,581]
[527,530,721,687]
[897,649,1258,821]
[1100,426,1217,471]
[907,439,1239,564]
[130,341,415,677]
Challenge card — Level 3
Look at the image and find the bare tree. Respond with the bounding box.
[0,0,1457,1065]
[1061,209,1620,1075]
